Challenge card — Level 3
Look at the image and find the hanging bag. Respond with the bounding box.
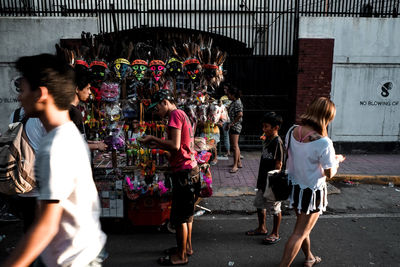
[265,127,295,201]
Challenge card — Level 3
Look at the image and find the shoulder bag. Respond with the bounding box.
[268,127,295,201]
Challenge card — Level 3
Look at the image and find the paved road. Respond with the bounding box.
[2,183,400,266]
[102,213,400,266]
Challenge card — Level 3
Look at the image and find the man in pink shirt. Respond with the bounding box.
[141,89,199,266]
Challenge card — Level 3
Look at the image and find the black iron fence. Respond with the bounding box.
[1,0,399,56]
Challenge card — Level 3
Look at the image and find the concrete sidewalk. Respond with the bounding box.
[210,152,400,196]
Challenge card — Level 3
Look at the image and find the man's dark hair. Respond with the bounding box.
[75,70,91,91]
[16,53,75,110]
[262,112,283,128]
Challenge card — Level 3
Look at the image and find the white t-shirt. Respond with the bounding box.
[35,122,106,267]
[286,125,337,190]
[9,108,47,197]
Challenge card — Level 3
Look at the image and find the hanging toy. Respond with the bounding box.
[74,59,89,74]
[149,60,166,82]
[165,57,183,79]
[100,82,120,103]
[131,59,148,82]
[89,60,108,88]
[183,58,202,82]
[111,58,131,80]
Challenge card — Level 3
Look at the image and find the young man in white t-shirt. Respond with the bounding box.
[2,54,106,267]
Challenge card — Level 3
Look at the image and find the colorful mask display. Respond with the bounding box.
[112,58,131,79]
[90,60,108,85]
[149,60,166,82]
[183,58,201,81]
[100,82,120,102]
[131,59,148,81]
[165,58,183,78]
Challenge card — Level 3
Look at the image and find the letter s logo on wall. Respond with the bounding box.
[381,82,392,97]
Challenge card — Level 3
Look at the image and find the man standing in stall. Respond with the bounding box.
[141,89,200,266]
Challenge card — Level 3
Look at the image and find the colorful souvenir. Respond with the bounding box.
[75,59,89,73]
[183,58,201,81]
[112,58,131,79]
[131,59,148,81]
[100,82,120,102]
[165,57,183,78]
[89,60,108,86]
[149,60,166,82]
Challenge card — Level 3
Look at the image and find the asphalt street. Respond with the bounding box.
[102,213,400,267]
[1,183,400,266]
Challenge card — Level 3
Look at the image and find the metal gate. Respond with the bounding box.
[2,0,399,147]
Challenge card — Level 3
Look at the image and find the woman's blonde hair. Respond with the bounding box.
[300,97,336,136]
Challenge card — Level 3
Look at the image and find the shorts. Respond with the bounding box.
[169,167,200,226]
[290,184,327,214]
[253,190,281,215]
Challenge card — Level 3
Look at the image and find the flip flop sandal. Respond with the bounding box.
[262,236,281,245]
[158,255,189,266]
[164,247,193,256]
[245,229,268,236]
[229,168,239,173]
[304,256,322,267]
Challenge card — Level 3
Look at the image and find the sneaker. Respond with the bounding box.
[240,154,244,159]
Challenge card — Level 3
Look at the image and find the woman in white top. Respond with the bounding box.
[279,97,345,267]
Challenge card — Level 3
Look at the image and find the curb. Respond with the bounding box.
[332,174,400,186]
[212,187,256,197]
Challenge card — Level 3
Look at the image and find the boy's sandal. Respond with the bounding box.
[245,229,268,236]
[158,255,189,266]
[303,256,322,267]
[262,236,281,245]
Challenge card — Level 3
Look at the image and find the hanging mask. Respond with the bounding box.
[183,59,201,81]
[166,58,183,78]
[149,60,166,82]
[202,64,218,81]
[89,60,108,85]
[112,58,131,79]
[75,59,89,73]
[100,82,120,102]
[131,59,148,81]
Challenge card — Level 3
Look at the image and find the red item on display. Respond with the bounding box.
[127,196,171,226]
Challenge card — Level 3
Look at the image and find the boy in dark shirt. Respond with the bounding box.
[245,112,284,245]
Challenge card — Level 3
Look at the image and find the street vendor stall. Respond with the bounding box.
[58,33,226,226]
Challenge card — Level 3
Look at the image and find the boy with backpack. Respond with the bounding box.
[245,112,284,245]
[2,54,106,266]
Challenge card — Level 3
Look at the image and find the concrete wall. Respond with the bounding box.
[299,17,400,143]
[0,17,98,133]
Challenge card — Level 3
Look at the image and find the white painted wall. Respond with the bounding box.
[0,17,98,133]
[299,17,400,142]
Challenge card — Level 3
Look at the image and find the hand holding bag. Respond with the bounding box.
[267,127,295,201]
